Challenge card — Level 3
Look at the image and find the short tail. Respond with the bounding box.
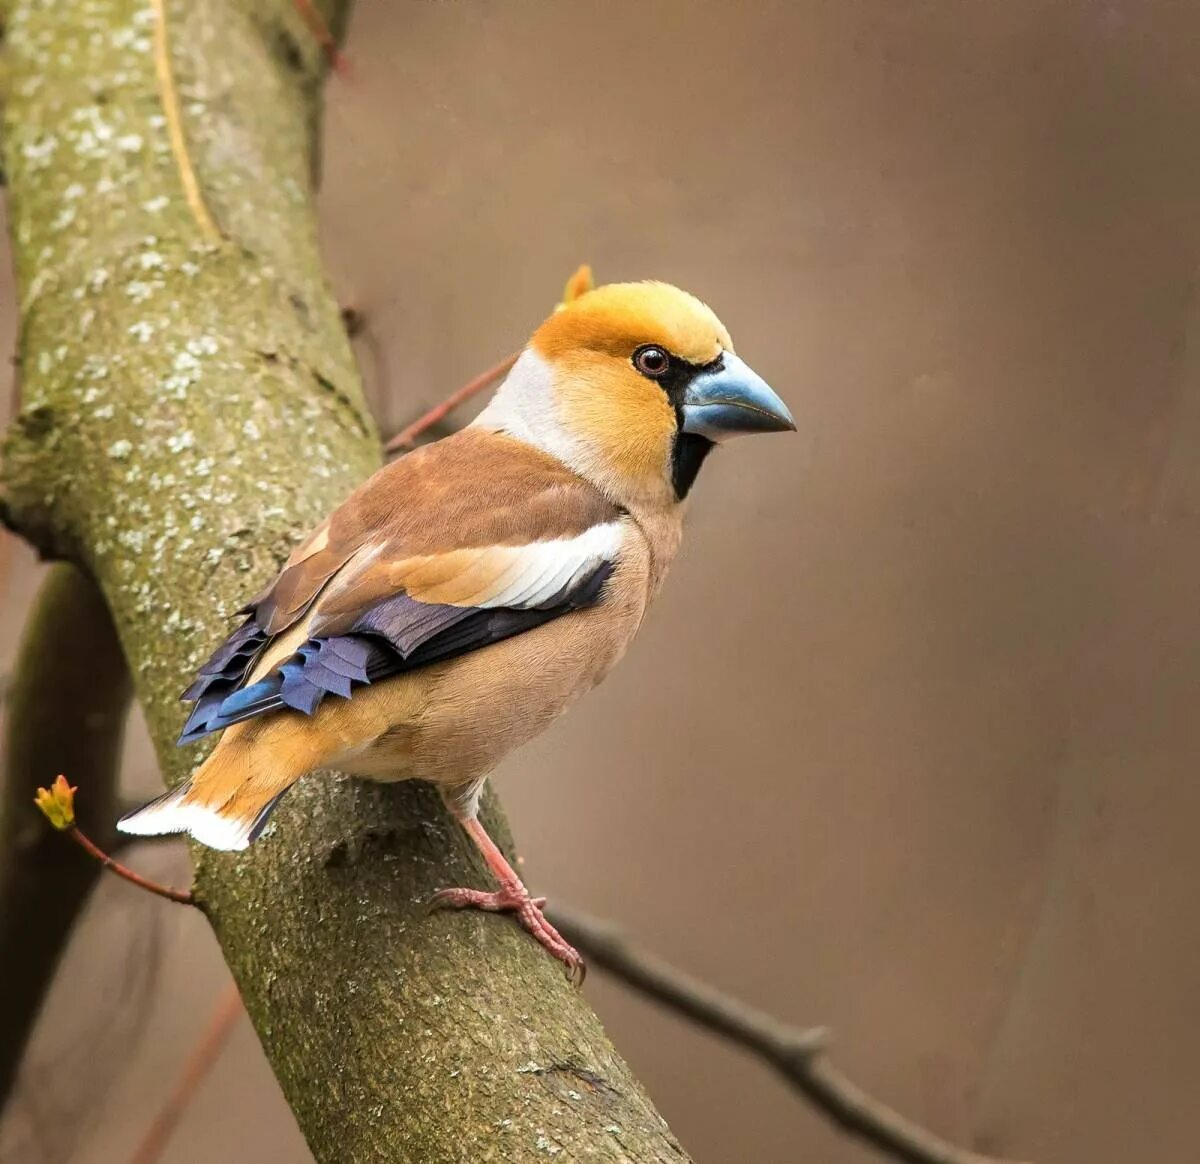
[117,736,299,851]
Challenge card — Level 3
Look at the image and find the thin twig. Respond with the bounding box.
[150,0,220,242]
[130,982,242,1164]
[292,0,350,75]
[384,352,518,453]
[379,263,593,453]
[67,826,194,905]
[547,904,1031,1164]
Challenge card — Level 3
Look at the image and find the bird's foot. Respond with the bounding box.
[430,884,585,984]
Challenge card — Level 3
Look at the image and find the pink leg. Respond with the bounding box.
[431,816,584,982]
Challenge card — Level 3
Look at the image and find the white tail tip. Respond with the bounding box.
[117,781,255,852]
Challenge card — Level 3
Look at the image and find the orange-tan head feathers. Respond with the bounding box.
[474,281,794,510]
[535,281,733,365]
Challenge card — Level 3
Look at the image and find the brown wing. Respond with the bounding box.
[178,428,624,743]
[250,427,618,634]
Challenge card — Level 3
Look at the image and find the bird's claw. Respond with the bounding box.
[430,885,584,984]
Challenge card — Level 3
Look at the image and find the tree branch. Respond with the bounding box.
[66,821,194,905]
[549,905,1032,1164]
[0,565,132,1115]
[383,352,517,452]
[130,981,243,1164]
[0,3,689,1159]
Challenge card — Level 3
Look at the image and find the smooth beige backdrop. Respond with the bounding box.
[4,3,1200,1161]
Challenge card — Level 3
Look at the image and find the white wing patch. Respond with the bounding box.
[398,521,626,609]
[478,522,624,607]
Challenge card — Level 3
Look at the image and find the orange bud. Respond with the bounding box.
[34,774,77,830]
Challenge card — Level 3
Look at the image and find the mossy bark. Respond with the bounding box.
[0,1,690,1160]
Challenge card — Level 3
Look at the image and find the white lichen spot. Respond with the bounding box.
[534,1134,561,1156]
[167,431,195,453]
[22,136,58,167]
[51,205,77,231]
[516,1062,541,1075]
[63,182,86,201]
[242,419,260,440]
[139,251,166,271]
[142,195,170,213]
[128,321,154,342]
[567,1090,582,1101]
[108,439,133,460]
[116,133,144,153]
[126,280,155,303]
[604,1125,622,1135]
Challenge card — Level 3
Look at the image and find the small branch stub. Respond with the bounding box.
[33,777,194,906]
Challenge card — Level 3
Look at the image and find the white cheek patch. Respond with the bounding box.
[472,348,586,473]
[472,345,678,512]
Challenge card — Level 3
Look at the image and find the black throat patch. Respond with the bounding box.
[654,352,723,501]
[670,432,714,500]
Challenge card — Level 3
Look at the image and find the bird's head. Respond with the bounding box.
[474,281,794,510]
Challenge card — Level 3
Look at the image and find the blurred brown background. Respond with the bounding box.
[4,2,1200,1161]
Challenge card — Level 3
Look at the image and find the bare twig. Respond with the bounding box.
[382,263,595,453]
[547,904,1031,1164]
[65,824,194,906]
[383,352,518,453]
[150,0,220,241]
[32,775,193,905]
[131,981,242,1164]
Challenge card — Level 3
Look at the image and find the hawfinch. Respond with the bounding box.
[119,281,794,976]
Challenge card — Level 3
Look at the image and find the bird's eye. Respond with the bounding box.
[633,346,670,379]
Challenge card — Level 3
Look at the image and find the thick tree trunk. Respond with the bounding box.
[0,1,690,1159]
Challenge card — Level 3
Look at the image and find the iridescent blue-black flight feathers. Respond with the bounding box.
[176,562,614,745]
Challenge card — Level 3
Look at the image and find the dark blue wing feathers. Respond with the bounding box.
[177,616,269,742]
[176,561,613,745]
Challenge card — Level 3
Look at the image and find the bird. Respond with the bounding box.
[118,280,795,977]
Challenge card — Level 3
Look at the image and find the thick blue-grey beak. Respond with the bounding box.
[680,352,795,442]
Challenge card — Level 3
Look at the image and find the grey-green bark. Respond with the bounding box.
[0,1,690,1159]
